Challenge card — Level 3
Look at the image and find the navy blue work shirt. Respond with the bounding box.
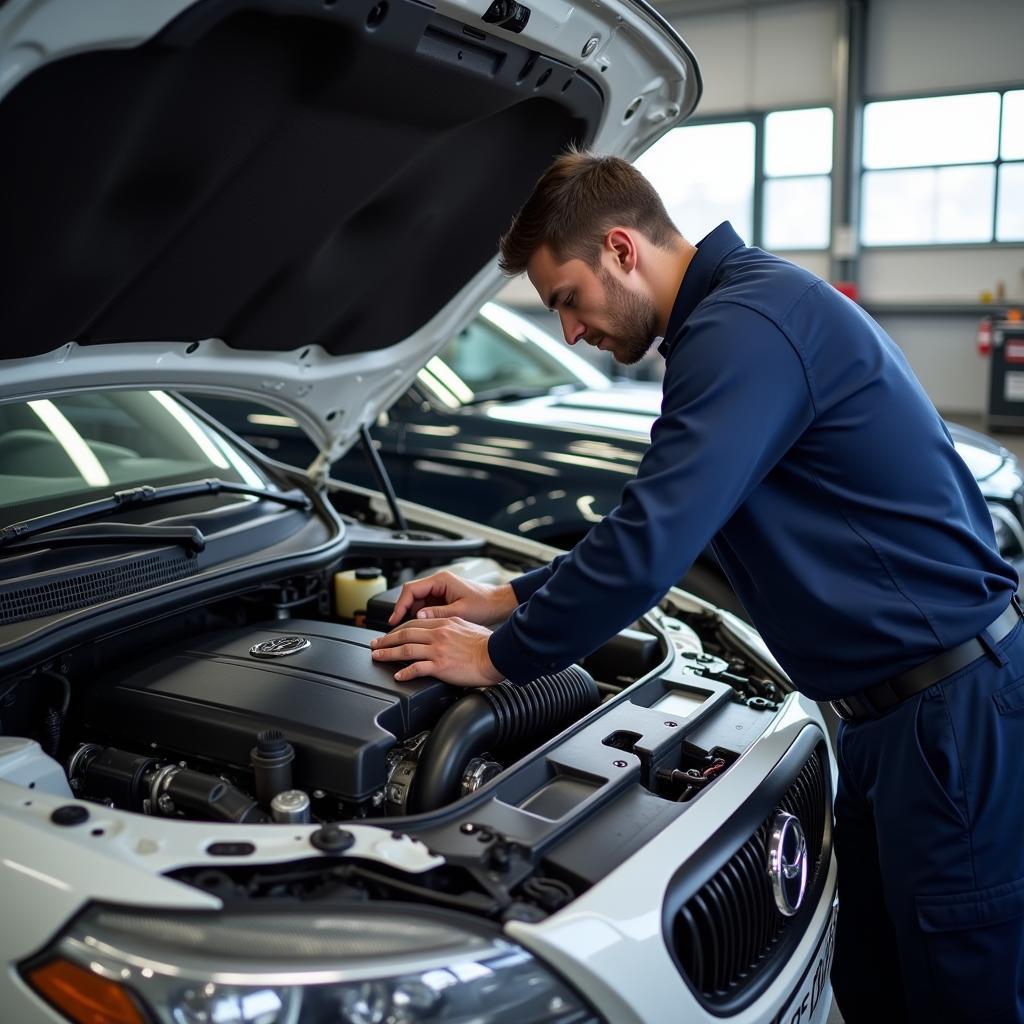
[487,222,1017,700]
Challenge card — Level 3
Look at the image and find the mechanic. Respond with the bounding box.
[369,149,1024,1023]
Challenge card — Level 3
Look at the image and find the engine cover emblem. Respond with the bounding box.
[249,636,311,659]
[767,811,808,917]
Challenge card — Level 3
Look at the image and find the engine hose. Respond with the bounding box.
[41,671,71,757]
[69,745,265,823]
[161,768,265,824]
[42,709,62,757]
[409,666,599,813]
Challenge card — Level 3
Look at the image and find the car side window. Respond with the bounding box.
[439,317,578,397]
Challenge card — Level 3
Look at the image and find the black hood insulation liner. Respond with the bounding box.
[0,0,601,360]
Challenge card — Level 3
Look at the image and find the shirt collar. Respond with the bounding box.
[658,221,745,359]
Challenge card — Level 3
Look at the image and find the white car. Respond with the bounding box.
[0,2,836,1023]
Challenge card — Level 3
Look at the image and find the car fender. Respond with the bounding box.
[486,488,616,545]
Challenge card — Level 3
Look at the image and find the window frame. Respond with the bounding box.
[657,104,834,255]
[858,85,1024,250]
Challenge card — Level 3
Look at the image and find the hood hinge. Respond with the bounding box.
[306,450,333,488]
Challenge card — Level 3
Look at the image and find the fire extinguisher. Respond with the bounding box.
[978,316,993,357]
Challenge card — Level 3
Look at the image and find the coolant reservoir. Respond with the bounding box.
[334,567,388,625]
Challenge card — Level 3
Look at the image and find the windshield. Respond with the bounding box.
[420,311,586,404]
[0,390,265,517]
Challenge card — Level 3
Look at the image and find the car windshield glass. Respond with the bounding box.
[0,390,266,518]
[434,314,582,402]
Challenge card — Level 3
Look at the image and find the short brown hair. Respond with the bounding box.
[498,147,680,276]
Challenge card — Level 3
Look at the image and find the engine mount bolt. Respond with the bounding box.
[613,760,628,768]
[310,825,355,853]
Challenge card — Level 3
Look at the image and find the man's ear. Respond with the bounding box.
[605,227,638,273]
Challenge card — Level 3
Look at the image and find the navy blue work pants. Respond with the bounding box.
[831,620,1024,1023]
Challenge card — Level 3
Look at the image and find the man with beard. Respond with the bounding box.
[369,149,1024,1023]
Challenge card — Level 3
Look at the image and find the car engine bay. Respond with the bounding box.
[66,616,607,823]
[0,483,837,976]
[0,487,790,838]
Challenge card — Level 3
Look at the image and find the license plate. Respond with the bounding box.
[772,900,838,1024]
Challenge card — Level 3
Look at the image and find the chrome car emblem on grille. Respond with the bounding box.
[249,636,311,658]
[767,811,808,917]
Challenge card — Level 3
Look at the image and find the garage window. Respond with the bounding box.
[762,108,833,251]
[635,108,833,253]
[860,90,1024,245]
[634,120,756,246]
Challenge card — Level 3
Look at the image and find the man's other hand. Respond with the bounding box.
[387,570,518,628]
[370,617,504,686]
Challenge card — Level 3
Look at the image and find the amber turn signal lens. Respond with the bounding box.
[26,959,146,1024]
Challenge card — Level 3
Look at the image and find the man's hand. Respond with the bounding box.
[388,570,518,627]
[370,617,504,687]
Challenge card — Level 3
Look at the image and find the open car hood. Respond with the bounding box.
[0,0,699,468]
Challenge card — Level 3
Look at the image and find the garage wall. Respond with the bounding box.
[865,0,1024,98]
[503,0,1024,409]
[862,0,1024,414]
[670,2,837,114]
[665,2,836,280]
[676,0,1024,415]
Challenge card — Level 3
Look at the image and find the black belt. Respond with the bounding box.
[831,596,1023,725]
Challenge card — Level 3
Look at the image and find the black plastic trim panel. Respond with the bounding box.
[660,727,833,1016]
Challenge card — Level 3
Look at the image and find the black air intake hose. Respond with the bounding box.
[408,666,599,813]
[69,745,264,824]
[162,769,264,824]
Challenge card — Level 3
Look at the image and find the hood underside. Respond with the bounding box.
[0,0,699,460]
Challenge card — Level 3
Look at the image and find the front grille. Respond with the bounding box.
[669,742,830,1006]
[0,553,199,625]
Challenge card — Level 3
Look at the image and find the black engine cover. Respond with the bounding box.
[81,620,457,803]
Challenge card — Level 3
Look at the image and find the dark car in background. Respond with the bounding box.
[195,302,1024,618]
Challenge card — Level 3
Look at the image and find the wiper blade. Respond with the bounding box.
[0,522,206,555]
[0,479,312,550]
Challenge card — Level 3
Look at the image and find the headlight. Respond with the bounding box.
[989,502,1024,560]
[23,905,599,1024]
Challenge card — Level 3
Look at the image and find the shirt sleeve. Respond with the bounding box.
[487,301,816,684]
[509,558,564,602]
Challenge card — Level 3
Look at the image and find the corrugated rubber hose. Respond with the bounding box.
[408,665,599,813]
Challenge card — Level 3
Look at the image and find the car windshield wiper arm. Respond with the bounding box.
[0,479,312,550]
[0,522,207,554]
